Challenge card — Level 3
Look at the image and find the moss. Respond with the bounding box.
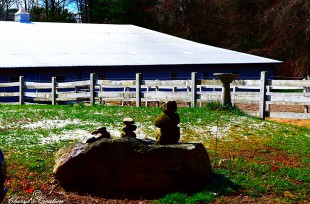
[121,131,136,138]
[160,101,177,114]
[154,113,180,128]
[55,142,78,161]
[156,127,180,145]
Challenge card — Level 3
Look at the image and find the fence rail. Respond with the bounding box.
[0,72,309,119]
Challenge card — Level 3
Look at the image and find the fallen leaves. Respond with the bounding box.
[270,166,277,172]
[24,187,36,194]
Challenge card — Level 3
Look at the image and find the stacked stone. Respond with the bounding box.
[121,118,137,138]
[86,127,111,143]
[154,101,180,145]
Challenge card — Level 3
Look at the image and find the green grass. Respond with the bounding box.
[270,89,303,93]
[0,104,309,203]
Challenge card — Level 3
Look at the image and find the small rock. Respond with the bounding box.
[97,126,108,132]
[160,101,177,115]
[155,113,180,128]
[121,131,136,138]
[123,118,135,125]
[87,127,111,143]
[156,127,180,145]
[122,125,137,133]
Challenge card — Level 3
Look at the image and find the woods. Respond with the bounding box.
[1,0,309,78]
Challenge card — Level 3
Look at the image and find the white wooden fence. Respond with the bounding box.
[0,72,309,119]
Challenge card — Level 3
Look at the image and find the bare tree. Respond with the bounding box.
[261,0,310,77]
[0,0,16,20]
[24,0,76,22]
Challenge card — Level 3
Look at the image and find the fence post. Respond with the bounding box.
[259,71,267,119]
[155,86,159,107]
[191,72,197,108]
[136,73,142,107]
[19,76,24,105]
[90,73,95,106]
[52,77,56,105]
[303,87,309,113]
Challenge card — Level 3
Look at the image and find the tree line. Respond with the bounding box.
[1,0,309,78]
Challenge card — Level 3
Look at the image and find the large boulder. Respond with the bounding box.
[53,138,212,197]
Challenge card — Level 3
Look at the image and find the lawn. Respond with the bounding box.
[0,104,309,203]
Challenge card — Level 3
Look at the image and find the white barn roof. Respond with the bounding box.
[0,21,281,68]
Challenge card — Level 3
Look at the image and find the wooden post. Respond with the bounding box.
[267,86,271,93]
[52,77,56,105]
[136,73,141,107]
[304,105,308,113]
[266,103,270,112]
[19,76,24,105]
[303,87,309,113]
[191,72,197,108]
[90,73,95,106]
[155,86,159,107]
[259,71,267,119]
[145,86,151,107]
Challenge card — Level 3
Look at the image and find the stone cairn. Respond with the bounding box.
[86,127,111,143]
[154,101,180,145]
[121,118,137,138]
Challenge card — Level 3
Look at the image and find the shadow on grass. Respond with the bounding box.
[206,173,240,195]
[156,173,240,204]
[74,173,239,203]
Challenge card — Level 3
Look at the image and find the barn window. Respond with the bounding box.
[170,73,178,80]
[98,74,106,80]
[202,72,209,79]
[56,76,66,83]
[10,76,19,82]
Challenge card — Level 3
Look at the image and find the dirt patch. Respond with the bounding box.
[266,117,310,128]
[235,103,309,113]
[213,193,307,204]
[234,103,310,128]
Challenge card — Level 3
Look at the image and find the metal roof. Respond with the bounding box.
[0,21,281,68]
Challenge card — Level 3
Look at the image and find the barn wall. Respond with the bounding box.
[0,64,275,82]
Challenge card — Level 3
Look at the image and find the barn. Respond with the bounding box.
[0,8,281,83]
